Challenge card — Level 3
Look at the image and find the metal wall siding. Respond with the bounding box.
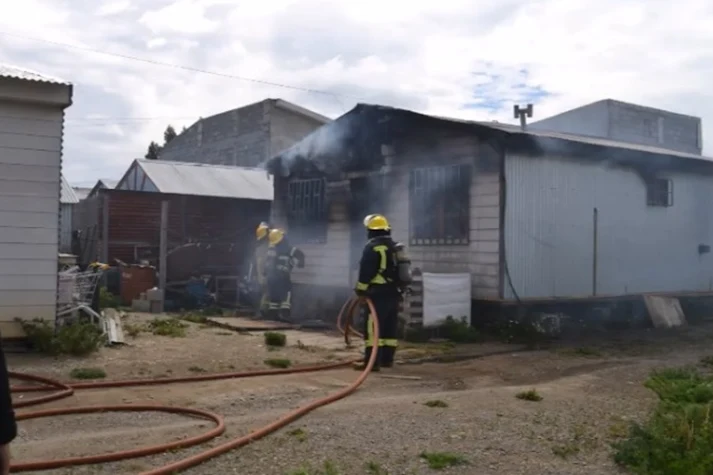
[504,153,713,298]
[59,203,72,252]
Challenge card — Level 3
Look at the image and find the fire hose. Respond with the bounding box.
[8,296,377,474]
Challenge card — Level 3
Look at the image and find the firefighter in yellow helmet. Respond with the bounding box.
[264,228,305,321]
[253,222,271,317]
[353,214,403,371]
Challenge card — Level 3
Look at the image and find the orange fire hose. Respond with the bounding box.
[8,297,378,474]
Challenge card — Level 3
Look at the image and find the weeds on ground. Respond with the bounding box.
[19,319,105,356]
[264,331,287,347]
[188,366,206,373]
[265,358,291,369]
[365,461,389,474]
[516,389,543,402]
[424,400,449,408]
[403,316,479,344]
[419,452,468,469]
[613,366,713,475]
[552,442,580,459]
[69,367,107,379]
[288,460,340,475]
[182,313,207,324]
[98,287,121,310]
[148,318,187,337]
[288,427,307,442]
[700,355,713,368]
[123,323,144,338]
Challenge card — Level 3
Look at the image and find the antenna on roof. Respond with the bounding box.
[513,104,534,131]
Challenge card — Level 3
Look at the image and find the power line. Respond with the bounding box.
[0,30,359,105]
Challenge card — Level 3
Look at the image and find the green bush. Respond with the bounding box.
[613,367,713,475]
[439,316,480,343]
[98,287,121,310]
[148,318,188,337]
[19,319,105,356]
[264,331,287,347]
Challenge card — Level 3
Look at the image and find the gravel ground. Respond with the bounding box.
[9,318,713,475]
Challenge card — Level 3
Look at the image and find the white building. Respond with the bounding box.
[0,64,73,338]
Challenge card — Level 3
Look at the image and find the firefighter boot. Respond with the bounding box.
[352,346,380,372]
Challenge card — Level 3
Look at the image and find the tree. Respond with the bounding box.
[145,141,162,160]
[163,125,177,145]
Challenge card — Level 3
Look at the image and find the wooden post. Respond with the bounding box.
[159,200,169,312]
[101,194,110,263]
[592,207,598,296]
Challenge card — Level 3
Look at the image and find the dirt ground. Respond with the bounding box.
[8,313,713,475]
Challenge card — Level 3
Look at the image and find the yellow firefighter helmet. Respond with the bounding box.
[256,222,270,241]
[268,228,285,246]
[363,214,390,231]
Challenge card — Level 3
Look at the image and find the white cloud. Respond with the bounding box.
[0,0,711,185]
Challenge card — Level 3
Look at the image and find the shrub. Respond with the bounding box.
[70,367,107,379]
[265,358,291,368]
[98,287,121,310]
[613,367,713,475]
[20,319,105,356]
[148,318,188,337]
[264,331,287,347]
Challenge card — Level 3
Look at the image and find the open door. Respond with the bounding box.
[348,175,385,286]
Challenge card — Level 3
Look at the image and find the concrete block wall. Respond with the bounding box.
[530,99,703,155]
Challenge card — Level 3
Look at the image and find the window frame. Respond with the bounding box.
[408,163,471,246]
[646,177,673,207]
[286,177,328,244]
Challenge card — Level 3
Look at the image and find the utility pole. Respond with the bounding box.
[513,104,534,131]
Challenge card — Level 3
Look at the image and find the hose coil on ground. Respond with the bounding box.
[9,297,379,474]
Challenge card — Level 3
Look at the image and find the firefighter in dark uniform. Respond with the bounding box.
[265,228,305,321]
[353,214,402,371]
[253,222,271,317]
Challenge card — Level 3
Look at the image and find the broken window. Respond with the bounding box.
[646,178,673,207]
[287,178,327,243]
[409,163,471,245]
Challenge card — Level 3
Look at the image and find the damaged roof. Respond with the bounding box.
[0,63,71,85]
[129,159,273,201]
[267,103,713,177]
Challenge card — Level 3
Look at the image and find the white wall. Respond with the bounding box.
[0,91,68,336]
[504,153,713,298]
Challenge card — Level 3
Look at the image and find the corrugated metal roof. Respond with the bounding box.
[60,174,79,204]
[98,178,118,189]
[136,159,273,201]
[72,187,92,201]
[0,63,71,85]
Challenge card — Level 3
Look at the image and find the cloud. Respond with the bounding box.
[0,0,711,185]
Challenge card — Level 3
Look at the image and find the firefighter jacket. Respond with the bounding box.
[355,236,399,295]
[265,241,305,280]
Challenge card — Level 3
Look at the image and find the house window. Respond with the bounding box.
[646,178,673,207]
[287,178,327,243]
[409,163,471,245]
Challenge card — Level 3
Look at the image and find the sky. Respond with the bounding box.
[1,0,712,187]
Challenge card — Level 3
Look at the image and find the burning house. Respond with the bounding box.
[265,103,713,329]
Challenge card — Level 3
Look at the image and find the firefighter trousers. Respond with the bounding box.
[267,274,292,320]
[362,292,400,368]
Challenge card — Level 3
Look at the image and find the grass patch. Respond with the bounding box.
[700,355,713,368]
[613,366,713,474]
[516,389,543,402]
[264,331,287,347]
[365,461,389,474]
[188,366,206,373]
[148,318,188,337]
[19,319,105,356]
[288,427,307,442]
[69,367,107,380]
[288,460,340,475]
[419,451,468,469]
[265,358,291,369]
[182,313,207,324]
[424,399,449,408]
[123,323,144,338]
